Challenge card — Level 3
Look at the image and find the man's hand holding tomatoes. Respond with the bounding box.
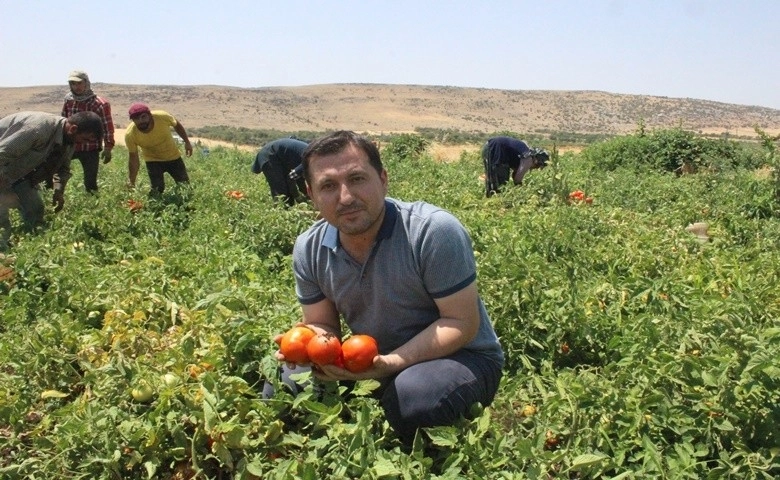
[312,334,384,381]
[273,323,340,366]
[313,353,398,381]
[274,325,386,381]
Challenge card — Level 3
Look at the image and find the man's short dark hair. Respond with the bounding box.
[68,111,104,141]
[302,131,382,184]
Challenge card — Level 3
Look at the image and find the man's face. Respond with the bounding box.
[307,144,388,236]
[68,80,87,95]
[73,131,98,144]
[64,126,98,145]
[130,112,153,131]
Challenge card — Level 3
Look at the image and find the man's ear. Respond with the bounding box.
[64,121,78,136]
[306,183,315,205]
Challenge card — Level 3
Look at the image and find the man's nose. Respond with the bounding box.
[338,183,354,203]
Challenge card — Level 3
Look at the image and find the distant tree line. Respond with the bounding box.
[189,125,616,149]
[189,126,768,172]
[188,126,324,148]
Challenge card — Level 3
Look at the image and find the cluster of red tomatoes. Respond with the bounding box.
[127,199,143,213]
[225,190,245,200]
[279,326,379,373]
[568,190,593,205]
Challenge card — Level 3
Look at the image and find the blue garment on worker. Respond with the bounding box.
[485,136,530,171]
[252,138,308,173]
[482,136,532,197]
[252,138,308,205]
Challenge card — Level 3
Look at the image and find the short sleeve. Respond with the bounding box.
[292,233,326,305]
[417,209,477,299]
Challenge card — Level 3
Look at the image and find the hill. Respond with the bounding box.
[1,83,779,138]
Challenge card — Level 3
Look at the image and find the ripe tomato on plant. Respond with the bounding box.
[306,333,342,366]
[187,364,203,379]
[279,326,316,364]
[568,190,585,202]
[225,190,245,200]
[341,334,378,373]
[544,430,561,450]
[127,199,143,213]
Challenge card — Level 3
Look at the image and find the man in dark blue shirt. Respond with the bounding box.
[482,136,549,197]
[252,137,308,206]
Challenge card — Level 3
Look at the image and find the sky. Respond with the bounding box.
[1,0,778,109]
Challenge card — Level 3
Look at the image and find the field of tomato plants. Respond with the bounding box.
[1,130,778,479]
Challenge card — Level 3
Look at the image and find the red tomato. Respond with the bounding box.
[544,430,561,450]
[128,199,143,213]
[306,333,342,366]
[341,335,378,373]
[279,326,316,364]
[568,190,585,201]
[226,190,245,199]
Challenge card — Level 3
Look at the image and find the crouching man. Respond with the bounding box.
[0,111,102,250]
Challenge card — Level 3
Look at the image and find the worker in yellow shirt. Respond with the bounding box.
[124,103,193,195]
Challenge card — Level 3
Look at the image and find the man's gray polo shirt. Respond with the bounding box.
[293,198,504,365]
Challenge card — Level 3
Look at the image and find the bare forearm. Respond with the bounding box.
[382,317,476,372]
[301,301,342,337]
[302,321,341,337]
[174,123,193,156]
[174,123,190,142]
[128,154,140,185]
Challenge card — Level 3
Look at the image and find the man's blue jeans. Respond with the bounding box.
[378,350,503,444]
[265,349,503,445]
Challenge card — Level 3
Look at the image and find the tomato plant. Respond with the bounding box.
[279,326,316,364]
[1,135,777,479]
[131,381,154,402]
[341,335,378,373]
[306,332,342,366]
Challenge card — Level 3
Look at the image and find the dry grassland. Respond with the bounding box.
[2,83,779,159]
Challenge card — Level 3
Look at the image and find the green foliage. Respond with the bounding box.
[581,127,763,173]
[189,126,324,149]
[191,124,605,152]
[409,127,608,147]
[382,134,429,160]
[1,137,779,478]
[754,126,780,203]
[412,127,483,145]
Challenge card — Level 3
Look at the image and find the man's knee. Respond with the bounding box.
[381,364,470,436]
[12,184,45,229]
[380,356,501,443]
[21,204,45,230]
